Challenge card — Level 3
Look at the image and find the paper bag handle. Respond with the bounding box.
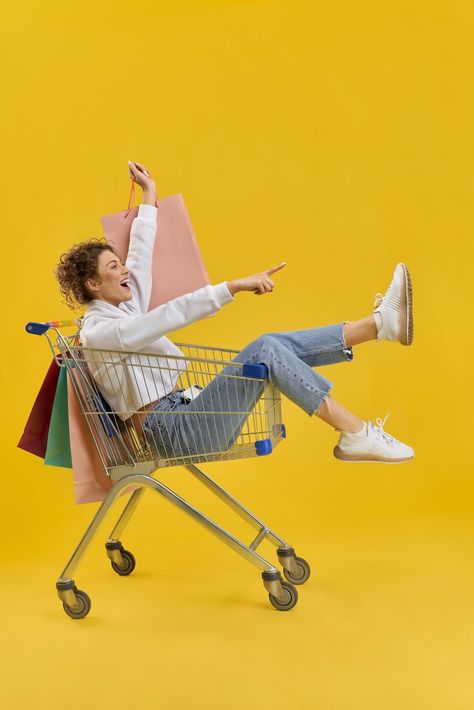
[124,178,160,218]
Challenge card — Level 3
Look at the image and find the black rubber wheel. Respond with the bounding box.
[268,581,298,611]
[282,556,311,585]
[62,589,92,620]
[111,549,136,576]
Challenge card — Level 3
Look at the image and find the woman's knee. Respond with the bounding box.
[252,333,276,352]
[234,334,276,365]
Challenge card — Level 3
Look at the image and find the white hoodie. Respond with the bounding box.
[79,203,234,420]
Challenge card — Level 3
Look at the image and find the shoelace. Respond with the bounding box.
[374,285,400,311]
[374,285,395,308]
[373,291,385,308]
[372,412,395,446]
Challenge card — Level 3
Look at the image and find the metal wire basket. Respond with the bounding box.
[28,321,286,477]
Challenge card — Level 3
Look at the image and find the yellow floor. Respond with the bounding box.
[2,0,474,706]
[3,450,474,710]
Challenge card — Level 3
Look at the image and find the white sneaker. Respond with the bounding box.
[333,413,415,463]
[373,263,414,345]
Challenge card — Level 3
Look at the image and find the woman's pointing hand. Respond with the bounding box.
[227,262,286,296]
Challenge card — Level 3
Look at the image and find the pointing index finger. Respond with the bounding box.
[266,262,287,276]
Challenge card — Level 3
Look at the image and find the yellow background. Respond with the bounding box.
[1,1,473,708]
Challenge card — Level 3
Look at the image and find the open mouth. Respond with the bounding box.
[120,279,130,289]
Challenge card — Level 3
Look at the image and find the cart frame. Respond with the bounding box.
[26,321,311,617]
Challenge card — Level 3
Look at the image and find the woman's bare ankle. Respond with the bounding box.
[343,316,378,347]
[314,395,365,433]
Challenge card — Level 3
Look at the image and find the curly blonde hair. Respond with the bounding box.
[55,238,122,311]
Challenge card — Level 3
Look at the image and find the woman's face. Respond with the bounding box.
[86,250,132,307]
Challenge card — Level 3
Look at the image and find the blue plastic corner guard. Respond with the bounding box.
[255,438,273,456]
[242,362,269,379]
[272,423,286,439]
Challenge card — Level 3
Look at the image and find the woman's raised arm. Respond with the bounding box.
[128,160,156,206]
[118,161,159,315]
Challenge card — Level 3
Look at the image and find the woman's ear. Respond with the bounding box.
[86,277,101,295]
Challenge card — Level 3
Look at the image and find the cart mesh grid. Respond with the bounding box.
[54,332,285,474]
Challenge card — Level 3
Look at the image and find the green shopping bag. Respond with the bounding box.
[44,366,72,468]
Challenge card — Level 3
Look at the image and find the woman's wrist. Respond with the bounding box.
[142,187,157,206]
[226,279,240,295]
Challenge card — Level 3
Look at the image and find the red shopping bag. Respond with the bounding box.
[100,180,210,309]
[18,358,61,458]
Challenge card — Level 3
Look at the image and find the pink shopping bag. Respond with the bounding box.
[100,180,210,309]
[67,377,140,505]
[67,376,112,504]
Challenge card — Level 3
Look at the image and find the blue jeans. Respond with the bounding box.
[142,322,353,457]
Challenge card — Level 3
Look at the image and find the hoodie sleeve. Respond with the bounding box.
[82,281,234,352]
[120,202,158,315]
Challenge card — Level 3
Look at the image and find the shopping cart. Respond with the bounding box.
[25,320,311,619]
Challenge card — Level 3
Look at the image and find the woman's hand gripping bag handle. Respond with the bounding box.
[99,163,211,311]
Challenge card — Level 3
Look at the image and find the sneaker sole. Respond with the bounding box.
[399,263,414,346]
[333,445,414,463]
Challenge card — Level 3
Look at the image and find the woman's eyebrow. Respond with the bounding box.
[106,258,120,266]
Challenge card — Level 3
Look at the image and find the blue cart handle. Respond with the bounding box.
[25,320,78,335]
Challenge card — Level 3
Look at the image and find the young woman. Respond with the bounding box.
[55,160,415,464]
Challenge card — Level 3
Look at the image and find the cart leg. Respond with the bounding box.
[185,464,286,544]
[56,472,276,581]
[108,487,146,541]
[140,472,297,609]
[56,473,297,617]
[105,487,146,569]
[141,474,278,573]
[57,478,148,585]
[185,464,310,583]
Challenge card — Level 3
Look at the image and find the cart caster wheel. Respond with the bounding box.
[268,581,298,611]
[282,556,311,585]
[62,589,91,620]
[111,549,136,576]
